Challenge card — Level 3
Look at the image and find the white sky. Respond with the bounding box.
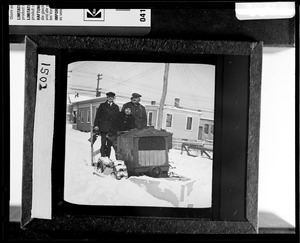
[68,61,215,111]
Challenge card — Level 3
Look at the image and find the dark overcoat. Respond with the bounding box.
[121,102,147,130]
[94,101,120,132]
[116,111,136,131]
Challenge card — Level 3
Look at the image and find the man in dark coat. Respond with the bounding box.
[93,92,119,158]
[121,93,147,130]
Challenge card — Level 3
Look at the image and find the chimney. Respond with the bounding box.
[174,98,180,108]
[151,101,156,105]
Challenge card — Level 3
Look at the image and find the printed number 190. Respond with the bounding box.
[140,10,146,22]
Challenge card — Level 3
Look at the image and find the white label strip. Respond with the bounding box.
[235,2,295,20]
[9,5,150,27]
[31,54,55,220]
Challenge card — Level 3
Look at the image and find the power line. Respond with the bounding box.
[104,64,163,90]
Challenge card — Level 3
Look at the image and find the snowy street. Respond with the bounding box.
[64,124,213,208]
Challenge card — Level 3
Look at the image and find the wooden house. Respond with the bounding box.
[67,95,214,146]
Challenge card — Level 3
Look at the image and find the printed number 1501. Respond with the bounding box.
[39,63,50,90]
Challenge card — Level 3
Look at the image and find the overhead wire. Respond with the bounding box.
[104,64,163,90]
[68,62,214,110]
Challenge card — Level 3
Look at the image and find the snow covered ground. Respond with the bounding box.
[64,124,213,208]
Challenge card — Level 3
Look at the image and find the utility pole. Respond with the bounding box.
[157,63,170,130]
[96,74,102,97]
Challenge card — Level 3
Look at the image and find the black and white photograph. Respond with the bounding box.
[5,2,297,239]
[64,61,215,208]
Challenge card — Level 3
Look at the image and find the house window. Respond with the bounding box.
[211,124,214,134]
[73,111,77,124]
[198,126,203,140]
[77,109,81,122]
[80,110,84,123]
[204,124,209,134]
[87,110,90,123]
[186,117,192,130]
[148,111,153,126]
[166,114,172,127]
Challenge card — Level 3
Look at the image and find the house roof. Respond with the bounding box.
[200,111,214,120]
[69,94,153,106]
[68,94,96,104]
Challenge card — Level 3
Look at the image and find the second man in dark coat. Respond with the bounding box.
[121,93,147,130]
[93,92,120,158]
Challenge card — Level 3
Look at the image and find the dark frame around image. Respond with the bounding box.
[21,35,262,234]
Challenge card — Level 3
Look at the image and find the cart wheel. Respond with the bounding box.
[149,167,162,178]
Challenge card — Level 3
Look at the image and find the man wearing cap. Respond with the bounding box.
[121,93,147,130]
[93,92,120,158]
